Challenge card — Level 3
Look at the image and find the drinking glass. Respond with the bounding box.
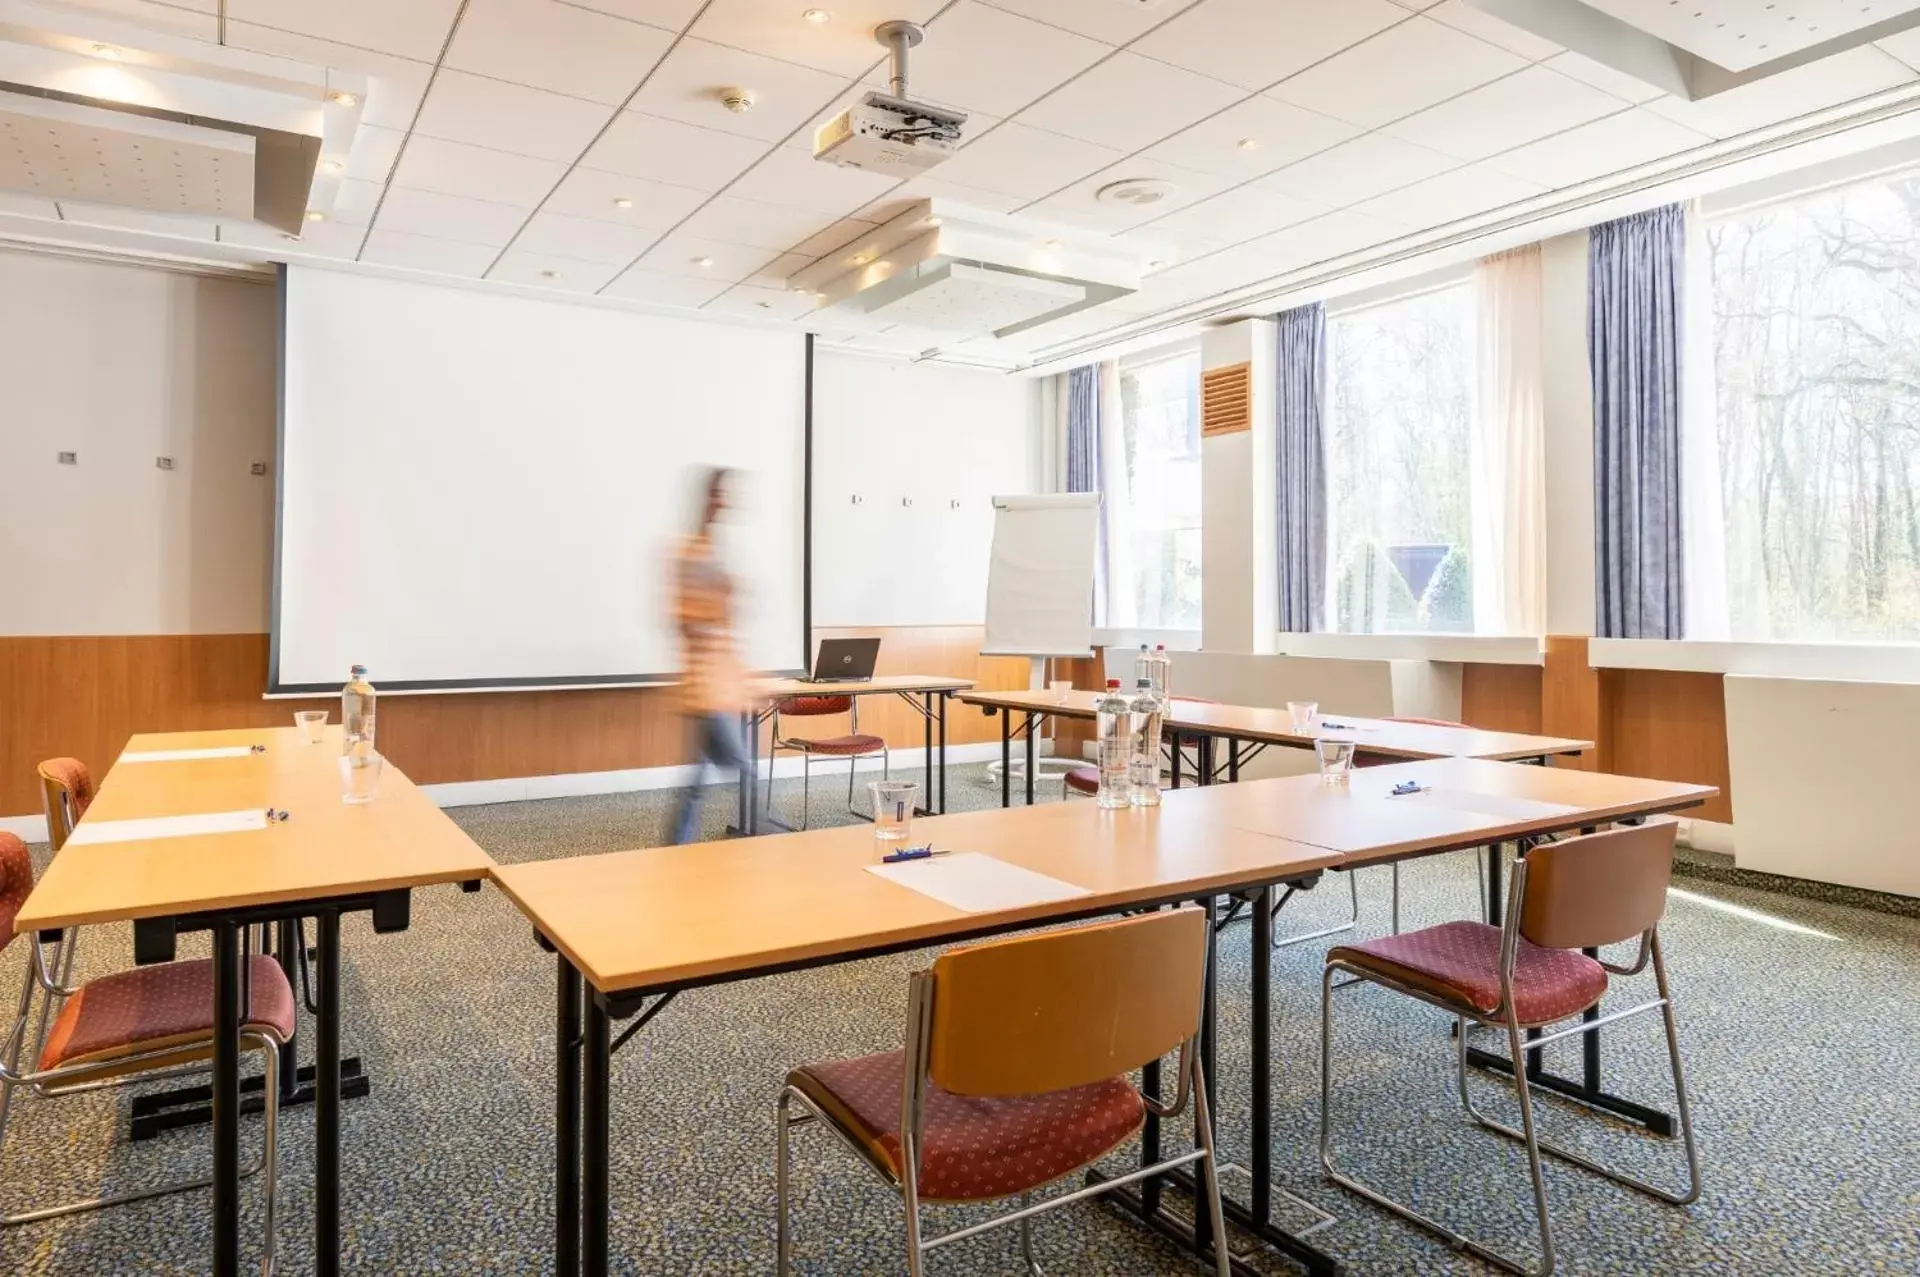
[1315,738,1356,781]
[295,710,328,745]
[1048,680,1072,704]
[340,750,383,804]
[869,780,919,842]
[1288,701,1319,732]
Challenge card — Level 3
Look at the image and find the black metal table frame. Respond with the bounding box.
[129,880,481,1277]
[733,689,953,836]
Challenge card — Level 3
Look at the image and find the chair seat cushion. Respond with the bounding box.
[40,955,296,1072]
[1330,920,1607,1028]
[789,1050,1144,1202]
[787,733,886,757]
[1063,766,1099,795]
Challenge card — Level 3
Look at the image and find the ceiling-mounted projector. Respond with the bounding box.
[814,20,964,174]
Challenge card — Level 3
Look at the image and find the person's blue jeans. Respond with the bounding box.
[671,712,751,845]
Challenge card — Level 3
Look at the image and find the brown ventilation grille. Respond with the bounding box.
[1201,361,1251,437]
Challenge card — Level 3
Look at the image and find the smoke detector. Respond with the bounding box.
[1097,178,1179,208]
[719,87,756,114]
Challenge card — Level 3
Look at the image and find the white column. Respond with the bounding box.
[1200,318,1277,655]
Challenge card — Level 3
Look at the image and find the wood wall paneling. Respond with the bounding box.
[1602,667,1733,824]
[1541,635,1605,771]
[1459,662,1544,735]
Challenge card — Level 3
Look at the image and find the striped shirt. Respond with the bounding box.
[674,533,745,714]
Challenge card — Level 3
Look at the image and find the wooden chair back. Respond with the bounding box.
[1519,819,1676,951]
[778,695,853,717]
[36,757,94,853]
[924,908,1206,1098]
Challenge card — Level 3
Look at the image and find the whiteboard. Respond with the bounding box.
[272,266,808,692]
[982,493,1098,657]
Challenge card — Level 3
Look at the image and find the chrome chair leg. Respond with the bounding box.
[901,1131,925,1277]
[0,959,37,1159]
[775,1090,794,1277]
[1018,1193,1043,1275]
[1274,869,1361,948]
[1190,1053,1232,1277]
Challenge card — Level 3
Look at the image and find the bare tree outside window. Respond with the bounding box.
[1108,350,1204,630]
[1708,177,1920,640]
[1326,285,1476,634]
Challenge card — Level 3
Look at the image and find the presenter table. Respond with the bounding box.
[13,727,496,1277]
[497,762,1712,1277]
[736,675,974,834]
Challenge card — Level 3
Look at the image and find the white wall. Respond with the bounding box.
[0,251,277,636]
[810,351,1042,628]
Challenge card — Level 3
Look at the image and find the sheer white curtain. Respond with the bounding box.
[1681,200,1732,638]
[1471,246,1547,635]
[1096,360,1136,628]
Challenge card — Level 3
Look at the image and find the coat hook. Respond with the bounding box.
[850,493,863,505]
[901,496,914,508]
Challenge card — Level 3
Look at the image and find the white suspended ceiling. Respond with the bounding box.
[3,0,1920,371]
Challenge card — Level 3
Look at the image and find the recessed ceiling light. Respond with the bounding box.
[850,251,874,265]
[540,269,563,279]
[90,43,119,60]
[318,159,343,174]
[1043,238,1062,249]
[281,233,299,242]
[329,91,358,107]
[802,8,832,23]
[756,300,774,309]
[1147,258,1166,270]
[1236,137,1261,151]
[693,256,715,268]
[304,210,326,222]
[612,197,634,209]
[924,216,942,227]
[790,284,812,293]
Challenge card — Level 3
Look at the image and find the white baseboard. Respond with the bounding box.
[1676,817,1735,856]
[419,741,1003,810]
[0,814,47,844]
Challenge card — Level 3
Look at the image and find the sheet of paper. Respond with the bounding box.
[66,809,270,847]
[119,747,260,763]
[865,852,1092,914]
[1386,788,1575,822]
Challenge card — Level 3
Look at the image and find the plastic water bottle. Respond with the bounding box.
[1129,677,1163,806]
[1151,644,1173,701]
[1135,643,1152,689]
[1095,679,1136,809]
[342,665,376,757]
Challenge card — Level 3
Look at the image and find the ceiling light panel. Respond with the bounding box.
[1581,0,1920,71]
[0,92,254,218]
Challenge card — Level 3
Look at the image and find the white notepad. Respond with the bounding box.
[66,809,270,847]
[119,747,260,763]
[866,852,1092,914]
[1387,788,1575,822]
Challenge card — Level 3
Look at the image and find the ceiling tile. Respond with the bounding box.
[688,0,942,77]
[58,0,219,40]
[390,135,568,206]
[373,186,530,247]
[1254,132,1458,208]
[967,0,1202,47]
[0,190,57,217]
[487,248,623,291]
[446,0,676,104]
[1423,0,1560,60]
[703,283,817,320]
[222,217,363,257]
[1020,156,1228,234]
[540,167,708,227]
[726,145,902,216]
[584,112,773,189]
[850,173,1029,221]
[634,231,777,280]
[1142,97,1360,179]
[1381,65,1627,161]
[222,23,436,130]
[600,266,729,306]
[889,1,1107,116]
[1023,52,1243,152]
[1236,208,1410,276]
[328,178,385,227]
[360,228,498,275]
[1349,160,1544,227]
[744,252,816,289]
[1128,186,1330,255]
[788,216,878,258]
[414,69,617,161]
[560,0,704,28]
[1544,50,1667,105]
[925,122,1123,200]
[345,125,406,184]
[225,0,464,61]
[1267,16,1525,129]
[511,210,661,264]
[677,196,840,250]
[1487,108,1710,189]
[629,37,848,143]
[1132,0,1408,92]
[1645,46,1915,139]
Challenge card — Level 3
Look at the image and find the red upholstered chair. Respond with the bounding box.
[777,909,1230,1277]
[1354,717,1480,937]
[1320,820,1700,1276]
[766,695,889,830]
[1062,765,1099,797]
[0,831,293,1255]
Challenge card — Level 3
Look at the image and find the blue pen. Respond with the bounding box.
[882,845,948,864]
[1389,781,1427,796]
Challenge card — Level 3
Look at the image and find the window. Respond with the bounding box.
[1325,284,1476,634]
[1705,174,1920,641]
[1102,347,1203,629]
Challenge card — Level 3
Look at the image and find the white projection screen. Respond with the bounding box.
[271,265,809,693]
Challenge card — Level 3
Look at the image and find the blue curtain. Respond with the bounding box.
[1590,204,1686,639]
[1065,364,1105,621]
[1275,304,1327,632]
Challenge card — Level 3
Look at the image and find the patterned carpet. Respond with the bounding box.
[1,764,1915,1276]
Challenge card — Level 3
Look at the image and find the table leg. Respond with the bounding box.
[1484,841,1504,925]
[273,920,300,1106]
[557,957,581,1277]
[583,993,612,1277]
[1171,740,1183,789]
[316,909,341,1277]
[1199,736,1216,786]
[937,693,948,814]
[1229,740,1241,783]
[1025,712,1036,806]
[1250,884,1272,1225]
[1001,708,1012,808]
[922,692,933,814]
[211,919,241,1277]
[1192,895,1219,1251]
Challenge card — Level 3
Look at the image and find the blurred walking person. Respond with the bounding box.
[669,467,751,844]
